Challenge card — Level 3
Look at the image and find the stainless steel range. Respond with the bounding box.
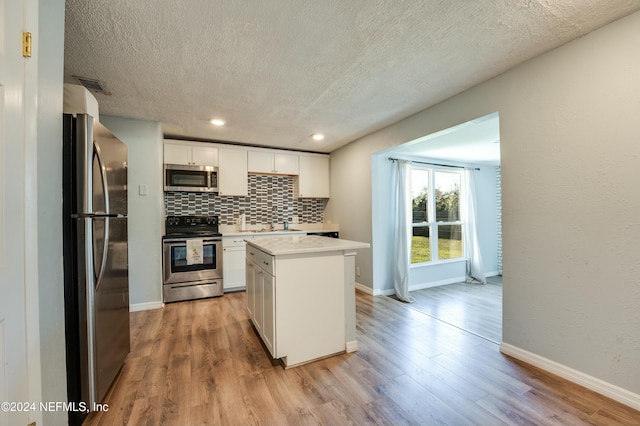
[162,215,223,302]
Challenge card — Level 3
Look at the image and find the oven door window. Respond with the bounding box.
[170,243,217,272]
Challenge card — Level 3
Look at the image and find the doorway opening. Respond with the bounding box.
[371,112,502,343]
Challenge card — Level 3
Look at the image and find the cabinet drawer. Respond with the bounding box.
[246,246,274,275]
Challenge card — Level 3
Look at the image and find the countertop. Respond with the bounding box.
[221,223,339,237]
[245,235,370,256]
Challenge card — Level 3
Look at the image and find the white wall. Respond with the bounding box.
[327,11,640,400]
[100,116,164,309]
[37,1,67,424]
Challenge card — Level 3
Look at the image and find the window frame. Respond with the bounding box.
[410,165,465,266]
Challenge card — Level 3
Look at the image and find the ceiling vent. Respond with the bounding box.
[74,76,111,95]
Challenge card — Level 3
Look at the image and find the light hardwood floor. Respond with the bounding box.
[85,291,639,425]
[400,276,503,343]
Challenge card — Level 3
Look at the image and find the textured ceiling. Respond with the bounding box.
[64,1,640,153]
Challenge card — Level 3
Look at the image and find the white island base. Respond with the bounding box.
[245,235,369,368]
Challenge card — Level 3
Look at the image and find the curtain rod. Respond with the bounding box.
[388,157,480,171]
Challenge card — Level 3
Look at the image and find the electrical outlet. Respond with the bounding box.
[356,267,361,277]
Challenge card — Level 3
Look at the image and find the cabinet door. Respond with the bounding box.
[274,153,299,175]
[262,272,276,357]
[254,269,264,335]
[191,145,219,166]
[218,148,248,196]
[297,155,330,198]
[247,151,273,173]
[223,246,246,291]
[245,259,256,320]
[164,143,191,165]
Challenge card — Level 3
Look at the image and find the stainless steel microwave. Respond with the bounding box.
[164,164,218,192]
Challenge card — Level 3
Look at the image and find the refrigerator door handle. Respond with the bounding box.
[84,218,98,407]
[92,144,111,292]
[93,142,111,214]
[94,217,110,293]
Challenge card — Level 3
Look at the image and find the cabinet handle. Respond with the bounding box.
[263,261,269,266]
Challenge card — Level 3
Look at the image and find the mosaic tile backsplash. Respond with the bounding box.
[164,175,326,225]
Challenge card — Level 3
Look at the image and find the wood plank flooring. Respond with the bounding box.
[84,291,639,425]
[399,276,502,343]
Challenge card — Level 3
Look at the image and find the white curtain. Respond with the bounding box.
[462,168,486,284]
[392,160,415,302]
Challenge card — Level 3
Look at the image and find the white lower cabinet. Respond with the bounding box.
[261,272,275,355]
[245,247,276,357]
[222,236,250,291]
[245,244,346,366]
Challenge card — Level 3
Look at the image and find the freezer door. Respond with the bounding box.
[74,114,128,216]
[93,121,128,216]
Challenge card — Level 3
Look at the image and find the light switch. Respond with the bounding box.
[138,184,148,196]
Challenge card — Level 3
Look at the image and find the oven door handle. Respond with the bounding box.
[164,239,221,245]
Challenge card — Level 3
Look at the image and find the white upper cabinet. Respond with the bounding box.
[163,143,191,165]
[164,141,218,166]
[163,140,329,198]
[297,154,330,198]
[248,150,299,175]
[274,153,299,175]
[218,148,248,196]
[191,145,219,166]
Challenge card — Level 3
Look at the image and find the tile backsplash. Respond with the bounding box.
[164,175,326,225]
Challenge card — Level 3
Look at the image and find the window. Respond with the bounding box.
[411,167,463,264]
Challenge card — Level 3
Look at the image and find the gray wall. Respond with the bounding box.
[100,116,165,308]
[37,0,68,424]
[326,11,640,396]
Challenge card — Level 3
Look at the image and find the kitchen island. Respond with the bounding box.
[245,235,369,367]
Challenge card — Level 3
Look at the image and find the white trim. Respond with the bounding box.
[355,282,373,295]
[24,1,43,424]
[485,270,500,278]
[345,340,358,353]
[355,282,395,296]
[130,301,164,312]
[409,276,466,291]
[500,343,640,411]
[410,257,467,268]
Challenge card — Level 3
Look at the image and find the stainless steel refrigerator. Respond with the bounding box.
[63,113,130,425]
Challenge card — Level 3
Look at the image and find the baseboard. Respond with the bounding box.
[500,343,640,411]
[345,340,358,353]
[409,276,466,291]
[485,270,501,278]
[130,301,164,312]
[355,282,373,295]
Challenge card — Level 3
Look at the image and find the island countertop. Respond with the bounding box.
[244,235,369,256]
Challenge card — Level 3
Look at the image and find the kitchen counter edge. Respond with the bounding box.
[245,235,370,256]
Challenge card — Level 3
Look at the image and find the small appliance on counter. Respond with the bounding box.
[162,215,223,302]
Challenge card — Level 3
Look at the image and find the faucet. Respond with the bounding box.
[270,206,277,231]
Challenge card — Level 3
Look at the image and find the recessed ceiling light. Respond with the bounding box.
[312,133,324,141]
[210,119,225,126]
